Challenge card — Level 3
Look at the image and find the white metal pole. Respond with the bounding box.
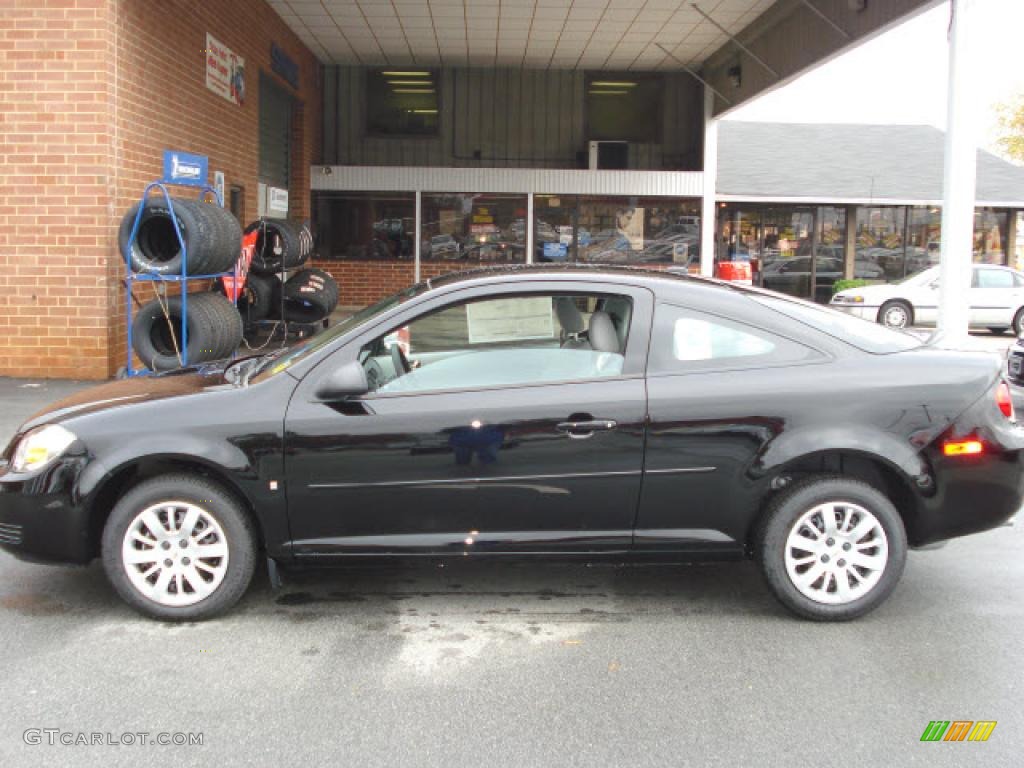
[414,190,422,283]
[526,192,535,264]
[700,87,718,277]
[936,0,978,344]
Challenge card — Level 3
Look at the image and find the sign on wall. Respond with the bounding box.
[162,150,208,187]
[268,186,289,213]
[270,43,299,90]
[206,33,245,106]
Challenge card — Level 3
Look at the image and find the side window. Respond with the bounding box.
[649,304,820,374]
[360,293,633,394]
[976,269,1014,289]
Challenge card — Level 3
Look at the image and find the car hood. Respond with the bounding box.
[17,362,234,435]
[833,283,904,302]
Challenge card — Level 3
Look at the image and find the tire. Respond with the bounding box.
[198,204,243,274]
[131,292,239,371]
[988,327,1009,336]
[248,219,314,274]
[218,272,276,322]
[877,300,913,329]
[119,198,236,276]
[279,268,338,323]
[1014,308,1024,337]
[196,292,244,358]
[756,475,907,621]
[101,474,257,621]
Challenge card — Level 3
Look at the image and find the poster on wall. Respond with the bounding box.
[206,33,245,106]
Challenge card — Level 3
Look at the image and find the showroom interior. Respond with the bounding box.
[1,0,984,379]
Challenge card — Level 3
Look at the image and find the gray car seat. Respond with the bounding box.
[556,297,589,349]
[587,311,620,354]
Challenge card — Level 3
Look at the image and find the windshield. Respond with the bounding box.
[751,293,922,354]
[253,282,429,379]
[897,266,938,286]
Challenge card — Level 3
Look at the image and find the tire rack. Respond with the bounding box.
[122,182,238,377]
[244,218,328,345]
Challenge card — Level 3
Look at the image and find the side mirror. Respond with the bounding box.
[315,360,369,401]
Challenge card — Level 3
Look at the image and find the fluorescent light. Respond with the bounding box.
[388,80,434,85]
[381,71,431,77]
[393,89,435,94]
[589,90,628,95]
[590,81,637,87]
[410,109,438,114]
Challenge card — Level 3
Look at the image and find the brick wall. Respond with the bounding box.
[0,0,116,379]
[313,258,523,308]
[0,0,321,379]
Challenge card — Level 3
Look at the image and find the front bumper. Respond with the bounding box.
[0,455,95,564]
[830,303,878,321]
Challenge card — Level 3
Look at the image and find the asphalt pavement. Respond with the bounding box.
[0,336,1022,768]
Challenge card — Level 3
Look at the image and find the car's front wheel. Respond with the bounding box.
[757,476,907,621]
[877,300,912,329]
[101,474,257,621]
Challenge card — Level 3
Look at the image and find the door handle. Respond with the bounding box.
[556,419,617,439]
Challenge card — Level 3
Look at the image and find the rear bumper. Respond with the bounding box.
[912,391,1024,546]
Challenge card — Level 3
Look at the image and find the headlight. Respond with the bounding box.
[10,424,77,473]
[833,294,865,304]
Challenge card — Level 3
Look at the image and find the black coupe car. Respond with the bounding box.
[1,265,1021,621]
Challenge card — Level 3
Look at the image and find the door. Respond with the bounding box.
[970,267,1019,327]
[283,283,653,557]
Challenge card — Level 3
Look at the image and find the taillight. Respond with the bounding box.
[943,439,984,457]
[996,381,1015,421]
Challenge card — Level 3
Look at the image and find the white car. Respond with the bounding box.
[831,264,1024,335]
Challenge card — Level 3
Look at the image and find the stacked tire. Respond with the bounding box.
[121,198,244,371]
[248,219,313,275]
[272,268,339,324]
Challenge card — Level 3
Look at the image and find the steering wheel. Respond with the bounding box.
[390,343,411,376]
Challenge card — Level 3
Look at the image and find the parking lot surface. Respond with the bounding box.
[0,360,1022,767]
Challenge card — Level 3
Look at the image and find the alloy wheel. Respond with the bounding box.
[121,502,229,607]
[783,501,889,605]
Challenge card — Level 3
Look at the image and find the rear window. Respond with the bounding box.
[751,294,922,354]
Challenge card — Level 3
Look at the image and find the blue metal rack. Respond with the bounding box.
[123,181,237,377]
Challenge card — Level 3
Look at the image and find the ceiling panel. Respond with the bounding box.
[272,0,772,70]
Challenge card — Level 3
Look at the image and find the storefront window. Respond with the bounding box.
[313,192,415,260]
[585,73,663,143]
[535,195,699,267]
[420,193,527,264]
[974,208,1008,264]
[366,69,439,137]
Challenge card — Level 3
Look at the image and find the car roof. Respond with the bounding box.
[422,262,713,292]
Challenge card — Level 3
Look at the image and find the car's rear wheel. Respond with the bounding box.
[101,474,257,621]
[757,476,907,621]
[878,300,912,329]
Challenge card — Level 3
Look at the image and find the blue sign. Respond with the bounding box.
[542,242,568,261]
[270,43,299,90]
[162,150,208,187]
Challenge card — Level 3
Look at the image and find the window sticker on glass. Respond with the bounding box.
[466,297,555,344]
[673,317,775,362]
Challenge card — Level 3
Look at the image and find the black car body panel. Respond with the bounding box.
[1,265,1021,567]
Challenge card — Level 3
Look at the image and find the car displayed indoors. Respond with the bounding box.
[2,265,1022,622]
[832,264,1024,333]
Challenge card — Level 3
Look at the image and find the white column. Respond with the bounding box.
[936,0,979,343]
[700,87,718,277]
[414,190,422,283]
[526,192,535,264]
